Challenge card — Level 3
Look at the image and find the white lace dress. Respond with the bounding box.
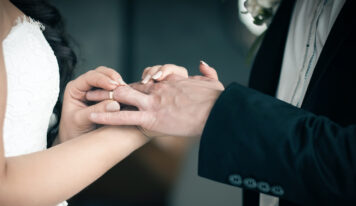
[2,17,67,206]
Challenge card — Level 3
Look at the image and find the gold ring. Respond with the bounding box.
[109,91,114,100]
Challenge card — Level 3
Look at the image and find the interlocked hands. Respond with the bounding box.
[87,62,224,138]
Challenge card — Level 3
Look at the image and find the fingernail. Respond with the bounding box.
[106,101,120,112]
[200,60,209,66]
[118,79,127,85]
[90,113,98,119]
[109,80,119,85]
[141,74,151,84]
[152,71,163,80]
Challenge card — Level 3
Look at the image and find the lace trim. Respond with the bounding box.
[5,15,45,41]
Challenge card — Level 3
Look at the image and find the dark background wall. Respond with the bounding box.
[50,0,257,205]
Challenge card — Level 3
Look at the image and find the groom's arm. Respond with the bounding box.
[198,83,356,206]
[86,73,356,205]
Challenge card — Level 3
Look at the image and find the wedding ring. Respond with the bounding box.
[109,91,114,100]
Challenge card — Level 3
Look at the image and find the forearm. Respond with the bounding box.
[0,126,148,206]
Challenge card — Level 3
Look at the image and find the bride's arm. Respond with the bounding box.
[0,48,148,206]
[0,126,148,206]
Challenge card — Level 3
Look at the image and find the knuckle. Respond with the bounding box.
[148,68,157,75]
[164,64,174,67]
[113,86,125,98]
[114,85,124,92]
[104,113,111,122]
[143,67,152,73]
[95,66,107,71]
[87,70,96,76]
[97,112,111,122]
[192,75,202,80]
[161,64,171,71]
[153,65,162,69]
[110,72,120,81]
[85,70,96,79]
[99,90,109,99]
[107,68,119,76]
[152,83,164,91]
[94,77,103,86]
[66,80,75,89]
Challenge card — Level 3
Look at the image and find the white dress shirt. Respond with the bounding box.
[276,0,345,107]
[261,0,346,206]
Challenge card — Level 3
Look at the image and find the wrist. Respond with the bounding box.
[97,126,150,150]
[58,124,73,143]
[196,90,222,137]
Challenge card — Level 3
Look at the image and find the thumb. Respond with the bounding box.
[199,61,219,80]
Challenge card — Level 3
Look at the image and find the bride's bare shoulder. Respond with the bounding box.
[0,0,10,111]
[0,1,6,40]
[0,0,24,41]
[0,0,13,41]
[0,0,12,148]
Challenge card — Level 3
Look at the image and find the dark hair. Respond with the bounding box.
[10,0,77,147]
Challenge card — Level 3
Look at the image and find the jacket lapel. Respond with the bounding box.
[248,0,296,96]
[244,2,296,206]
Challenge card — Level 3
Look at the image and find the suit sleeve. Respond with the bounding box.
[198,83,356,206]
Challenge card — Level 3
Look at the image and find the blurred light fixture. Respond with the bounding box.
[238,0,267,36]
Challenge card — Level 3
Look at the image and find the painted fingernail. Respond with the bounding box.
[141,74,151,84]
[106,101,120,112]
[152,71,163,80]
[109,80,119,85]
[118,79,127,85]
[200,60,209,66]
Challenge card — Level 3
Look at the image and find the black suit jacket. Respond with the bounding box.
[198,0,356,205]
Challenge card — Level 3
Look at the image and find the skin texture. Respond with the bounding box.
[0,1,148,205]
[141,64,188,84]
[59,66,125,142]
[88,62,224,138]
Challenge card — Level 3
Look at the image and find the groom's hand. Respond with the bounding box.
[87,63,224,137]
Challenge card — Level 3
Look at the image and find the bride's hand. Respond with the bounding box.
[59,66,126,142]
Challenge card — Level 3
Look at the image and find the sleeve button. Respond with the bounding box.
[228,174,242,186]
[271,185,284,196]
[243,178,257,189]
[257,182,270,193]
